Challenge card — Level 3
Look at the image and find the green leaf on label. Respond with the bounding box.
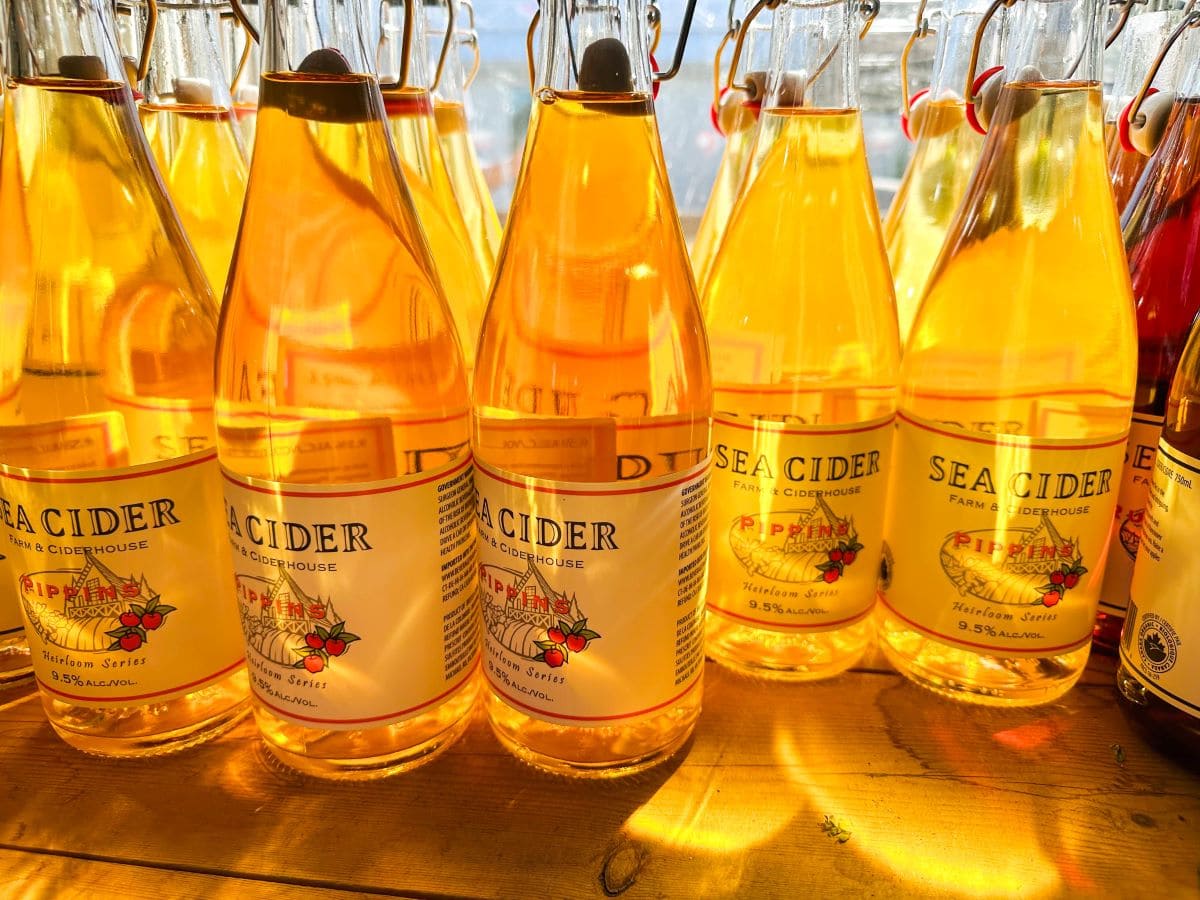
[339,633,361,644]
[315,625,330,640]
[575,618,588,632]
[331,621,345,636]
[105,628,128,639]
[292,660,309,669]
[535,640,557,651]
[135,627,148,640]
[108,640,122,651]
[155,606,177,615]
[132,605,146,617]
[850,542,864,552]
[558,620,571,633]
[579,630,601,640]
[1075,566,1089,576]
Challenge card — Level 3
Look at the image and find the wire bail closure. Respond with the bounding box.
[964,0,1017,111]
[899,0,934,117]
[1123,7,1200,153]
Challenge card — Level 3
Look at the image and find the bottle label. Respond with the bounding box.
[475,457,709,725]
[706,414,893,631]
[1121,440,1200,717]
[1098,413,1164,615]
[222,455,480,728]
[0,451,245,705]
[879,412,1126,656]
[106,393,216,464]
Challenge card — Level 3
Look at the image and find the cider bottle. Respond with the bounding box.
[229,0,261,149]
[426,0,502,283]
[473,0,710,776]
[376,0,488,365]
[702,0,895,679]
[135,0,250,297]
[690,0,768,291]
[0,44,33,688]
[0,0,249,753]
[884,0,1003,344]
[1117,315,1200,772]
[876,0,1137,705]
[1104,2,1188,215]
[215,0,479,779]
[1097,14,1200,650]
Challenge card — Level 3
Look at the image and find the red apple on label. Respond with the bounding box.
[1042,590,1062,608]
[566,634,586,653]
[119,611,140,628]
[325,637,347,657]
[829,549,843,562]
[1050,571,1065,585]
[119,632,142,652]
[841,551,857,566]
[1064,573,1079,589]
[303,655,325,673]
[823,569,840,584]
[547,627,566,644]
[544,648,565,667]
[141,612,163,630]
[305,633,325,650]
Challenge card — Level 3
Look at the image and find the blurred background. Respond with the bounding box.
[463,0,935,235]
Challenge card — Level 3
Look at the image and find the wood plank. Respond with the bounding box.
[0,654,1196,898]
[0,847,383,899]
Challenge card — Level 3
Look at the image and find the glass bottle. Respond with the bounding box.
[229,0,261,149]
[426,0,502,284]
[135,0,250,297]
[1116,314,1200,772]
[1104,1,1188,216]
[0,0,249,753]
[690,0,769,292]
[0,27,33,688]
[376,0,488,366]
[702,0,895,679]
[215,0,479,779]
[884,0,1004,345]
[876,0,1137,706]
[1097,15,1200,650]
[472,0,710,776]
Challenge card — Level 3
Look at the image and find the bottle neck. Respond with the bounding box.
[138,1,235,108]
[5,0,128,82]
[261,0,374,77]
[539,0,654,95]
[930,0,1005,100]
[1004,0,1104,83]
[421,0,463,100]
[764,0,859,111]
[1180,30,1200,98]
[376,0,433,90]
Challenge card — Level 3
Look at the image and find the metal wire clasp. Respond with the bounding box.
[899,0,934,116]
[1125,8,1200,134]
[965,0,1018,108]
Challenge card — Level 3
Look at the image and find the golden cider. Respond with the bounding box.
[878,81,1136,705]
[435,99,501,283]
[690,102,758,291]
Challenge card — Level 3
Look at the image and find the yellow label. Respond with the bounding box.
[475,417,618,481]
[1098,413,1163,615]
[706,414,893,631]
[0,412,129,470]
[222,455,480,728]
[475,457,709,725]
[879,412,1126,656]
[1,451,246,705]
[1121,440,1200,717]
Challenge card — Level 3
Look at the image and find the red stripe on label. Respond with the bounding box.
[909,387,1132,402]
[477,460,708,497]
[0,451,218,485]
[37,658,245,703]
[485,674,701,722]
[251,658,479,725]
[223,454,473,498]
[707,602,874,631]
[878,594,1092,655]
[897,411,1128,452]
[713,416,895,437]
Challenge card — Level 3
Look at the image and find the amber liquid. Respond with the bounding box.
[383,88,489,365]
[879,83,1136,705]
[215,73,474,779]
[1105,120,1151,216]
[434,100,502,285]
[141,104,248,297]
[473,91,710,775]
[0,78,249,753]
[690,102,758,292]
[1096,98,1200,650]
[703,108,898,678]
[883,99,984,345]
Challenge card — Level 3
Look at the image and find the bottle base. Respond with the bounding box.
[484,680,702,778]
[253,680,479,781]
[705,615,872,682]
[878,618,1089,707]
[45,678,252,758]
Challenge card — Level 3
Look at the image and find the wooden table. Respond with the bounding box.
[1,649,1196,898]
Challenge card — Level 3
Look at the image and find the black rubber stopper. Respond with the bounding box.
[577,37,634,93]
[297,48,353,76]
[58,55,108,80]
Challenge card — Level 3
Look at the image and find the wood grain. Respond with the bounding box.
[0,653,1196,899]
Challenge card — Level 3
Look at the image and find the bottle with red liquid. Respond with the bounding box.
[1096,12,1200,651]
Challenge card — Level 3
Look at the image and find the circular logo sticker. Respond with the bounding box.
[1137,613,1180,676]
